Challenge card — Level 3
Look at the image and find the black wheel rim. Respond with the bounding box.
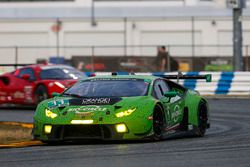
[198,107,207,134]
[153,110,164,136]
[36,88,48,103]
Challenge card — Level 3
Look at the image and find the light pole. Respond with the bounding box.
[91,0,97,26]
[52,18,62,64]
[227,0,246,71]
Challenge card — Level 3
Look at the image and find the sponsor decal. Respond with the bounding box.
[69,97,121,106]
[75,111,94,117]
[68,106,107,112]
[24,86,33,103]
[82,98,110,105]
[13,91,25,99]
[171,105,182,122]
[169,96,181,103]
[48,99,70,109]
[48,97,121,108]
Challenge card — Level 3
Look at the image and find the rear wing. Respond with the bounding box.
[154,72,212,83]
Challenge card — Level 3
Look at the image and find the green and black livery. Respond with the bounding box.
[33,74,211,143]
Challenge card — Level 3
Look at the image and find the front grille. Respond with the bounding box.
[60,125,111,139]
[46,124,120,140]
[63,125,102,139]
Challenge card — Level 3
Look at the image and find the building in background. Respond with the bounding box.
[0,0,250,71]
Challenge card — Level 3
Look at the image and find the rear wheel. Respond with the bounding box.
[35,85,48,104]
[195,101,208,137]
[153,105,164,140]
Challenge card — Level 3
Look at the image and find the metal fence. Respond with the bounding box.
[0,45,250,73]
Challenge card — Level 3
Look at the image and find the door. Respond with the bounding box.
[152,79,171,126]
[152,79,185,127]
[166,93,185,127]
[11,67,36,104]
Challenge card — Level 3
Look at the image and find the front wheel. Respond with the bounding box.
[35,85,49,104]
[153,105,164,140]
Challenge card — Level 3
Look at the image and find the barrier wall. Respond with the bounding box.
[85,72,250,96]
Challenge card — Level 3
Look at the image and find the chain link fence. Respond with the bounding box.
[0,45,249,73]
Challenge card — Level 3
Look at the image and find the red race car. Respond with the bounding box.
[0,64,86,105]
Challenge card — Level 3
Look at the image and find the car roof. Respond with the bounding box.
[40,65,74,70]
[19,64,73,70]
[83,74,160,81]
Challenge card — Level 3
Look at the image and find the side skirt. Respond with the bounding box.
[161,123,197,139]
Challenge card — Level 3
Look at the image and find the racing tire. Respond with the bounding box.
[35,85,49,104]
[195,101,208,137]
[153,105,164,141]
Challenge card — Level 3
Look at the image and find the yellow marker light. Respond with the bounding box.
[71,120,94,124]
[115,108,136,118]
[116,124,128,133]
[45,109,58,119]
[44,125,52,134]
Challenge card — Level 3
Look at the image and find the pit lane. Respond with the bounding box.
[0,98,250,167]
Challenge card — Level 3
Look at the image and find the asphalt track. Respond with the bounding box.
[0,98,250,167]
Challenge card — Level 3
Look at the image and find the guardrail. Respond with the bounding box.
[85,71,250,96]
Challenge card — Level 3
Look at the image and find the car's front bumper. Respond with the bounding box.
[33,120,153,141]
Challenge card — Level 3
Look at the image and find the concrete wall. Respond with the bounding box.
[1,18,250,62]
[0,0,250,71]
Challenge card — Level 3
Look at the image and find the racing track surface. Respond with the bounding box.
[0,99,250,167]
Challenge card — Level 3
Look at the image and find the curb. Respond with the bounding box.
[0,121,33,129]
[0,141,42,148]
[0,122,42,148]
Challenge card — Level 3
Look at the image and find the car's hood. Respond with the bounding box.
[44,96,148,112]
[35,96,155,123]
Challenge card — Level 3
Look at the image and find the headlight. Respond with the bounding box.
[71,120,93,124]
[45,109,58,119]
[115,123,128,133]
[115,108,136,118]
[54,82,65,89]
[44,125,52,134]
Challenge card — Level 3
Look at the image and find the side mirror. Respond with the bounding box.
[21,74,30,80]
[164,91,178,98]
[52,92,61,97]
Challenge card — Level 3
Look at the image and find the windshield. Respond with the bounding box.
[40,68,86,80]
[63,79,149,97]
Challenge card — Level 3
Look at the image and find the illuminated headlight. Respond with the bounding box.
[54,82,65,89]
[115,108,136,118]
[44,125,52,134]
[45,109,58,119]
[71,120,94,124]
[116,124,128,133]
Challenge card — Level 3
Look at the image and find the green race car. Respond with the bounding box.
[33,74,211,143]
